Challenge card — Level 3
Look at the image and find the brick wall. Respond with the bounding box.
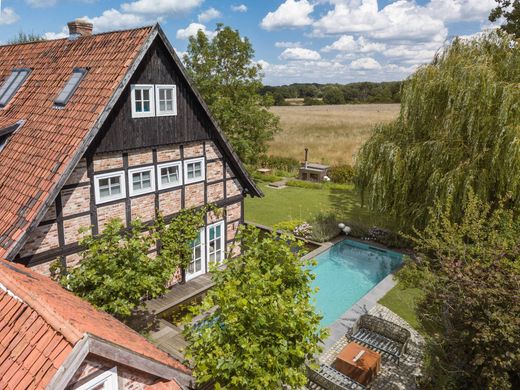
[20,141,246,279]
[68,355,160,390]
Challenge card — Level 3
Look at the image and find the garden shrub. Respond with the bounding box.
[310,211,340,242]
[328,164,355,184]
[258,155,300,172]
[286,180,322,189]
[274,219,305,233]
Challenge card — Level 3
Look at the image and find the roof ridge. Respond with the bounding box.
[0,260,83,344]
[0,24,155,49]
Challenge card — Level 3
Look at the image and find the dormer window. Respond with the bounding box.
[54,68,88,107]
[131,85,155,118]
[0,69,31,108]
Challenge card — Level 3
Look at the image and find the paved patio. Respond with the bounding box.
[318,304,424,390]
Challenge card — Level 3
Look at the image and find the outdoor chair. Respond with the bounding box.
[347,314,411,364]
[306,364,366,390]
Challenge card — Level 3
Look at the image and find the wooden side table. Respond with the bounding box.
[334,342,381,386]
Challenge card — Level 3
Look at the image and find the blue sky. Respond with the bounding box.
[0,1,497,85]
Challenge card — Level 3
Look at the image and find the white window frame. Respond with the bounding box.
[184,157,205,184]
[155,84,177,117]
[130,84,155,118]
[157,161,183,190]
[94,171,126,205]
[128,166,155,197]
[74,367,118,390]
[186,228,206,282]
[207,221,225,266]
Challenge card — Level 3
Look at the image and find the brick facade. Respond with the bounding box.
[19,140,245,282]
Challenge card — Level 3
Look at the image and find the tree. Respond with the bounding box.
[61,219,170,319]
[184,25,280,164]
[184,227,326,389]
[8,32,45,44]
[61,206,213,319]
[322,85,345,105]
[399,193,520,389]
[356,32,520,231]
[490,1,520,37]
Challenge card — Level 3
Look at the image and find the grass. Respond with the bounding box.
[379,282,425,333]
[269,104,400,166]
[245,182,387,229]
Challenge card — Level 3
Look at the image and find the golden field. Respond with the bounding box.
[269,104,400,166]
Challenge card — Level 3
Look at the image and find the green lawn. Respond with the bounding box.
[378,282,424,333]
[245,182,386,228]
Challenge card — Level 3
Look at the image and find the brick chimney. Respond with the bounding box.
[67,19,93,39]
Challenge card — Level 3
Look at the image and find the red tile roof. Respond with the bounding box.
[0,259,189,389]
[0,27,154,258]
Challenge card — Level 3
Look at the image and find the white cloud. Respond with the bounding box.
[350,57,381,70]
[231,4,248,13]
[279,47,321,61]
[198,8,222,23]
[0,7,19,25]
[426,0,495,22]
[121,0,203,15]
[322,35,386,56]
[83,9,148,32]
[322,35,357,52]
[275,41,302,48]
[261,0,314,31]
[176,23,217,40]
[26,0,57,7]
[43,26,68,40]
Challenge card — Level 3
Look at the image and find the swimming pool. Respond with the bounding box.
[311,239,403,327]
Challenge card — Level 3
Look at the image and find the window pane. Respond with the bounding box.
[143,101,150,112]
[99,178,109,187]
[143,89,149,100]
[100,187,110,198]
[135,89,142,100]
[166,101,173,111]
[160,101,166,112]
[159,89,166,100]
[111,184,121,195]
[135,101,142,112]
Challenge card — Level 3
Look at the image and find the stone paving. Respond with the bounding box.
[317,304,424,390]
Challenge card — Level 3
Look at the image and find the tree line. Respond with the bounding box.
[261,81,402,105]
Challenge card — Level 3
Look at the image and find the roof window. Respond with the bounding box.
[0,69,31,108]
[54,68,88,107]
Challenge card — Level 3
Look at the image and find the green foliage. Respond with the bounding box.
[184,25,280,164]
[155,205,218,271]
[184,227,326,389]
[356,32,520,231]
[310,211,339,242]
[328,164,355,184]
[490,1,520,38]
[303,96,324,106]
[64,219,169,319]
[8,32,45,44]
[399,193,520,389]
[258,155,300,172]
[287,180,323,189]
[64,207,212,319]
[261,81,401,104]
[323,85,345,105]
[273,219,305,233]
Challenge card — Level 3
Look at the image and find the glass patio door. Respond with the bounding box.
[207,221,225,266]
[186,229,206,281]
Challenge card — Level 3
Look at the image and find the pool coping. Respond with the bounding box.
[305,236,403,355]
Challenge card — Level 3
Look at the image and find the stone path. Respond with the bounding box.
[318,304,424,390]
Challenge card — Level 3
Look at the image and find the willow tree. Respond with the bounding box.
[356,32,520,230]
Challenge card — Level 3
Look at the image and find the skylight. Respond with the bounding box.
[54,68,88,107]
[0,69,31,108]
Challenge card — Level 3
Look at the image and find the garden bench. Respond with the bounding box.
[348,314,410,364]
[306,364,366,390]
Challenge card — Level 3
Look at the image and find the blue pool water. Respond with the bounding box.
[311,240,403,327]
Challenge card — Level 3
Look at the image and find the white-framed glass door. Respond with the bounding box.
[186,229,206,282]
[207,221,225,266]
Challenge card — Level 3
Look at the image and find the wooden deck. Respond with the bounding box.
[145,273,214,360]
[146,273,214,314]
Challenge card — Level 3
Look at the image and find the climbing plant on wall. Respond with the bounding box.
[356,31,520,230]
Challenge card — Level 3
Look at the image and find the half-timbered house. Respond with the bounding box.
[0,20,261,284]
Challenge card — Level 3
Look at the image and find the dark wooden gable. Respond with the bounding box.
[92,37,212,153]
